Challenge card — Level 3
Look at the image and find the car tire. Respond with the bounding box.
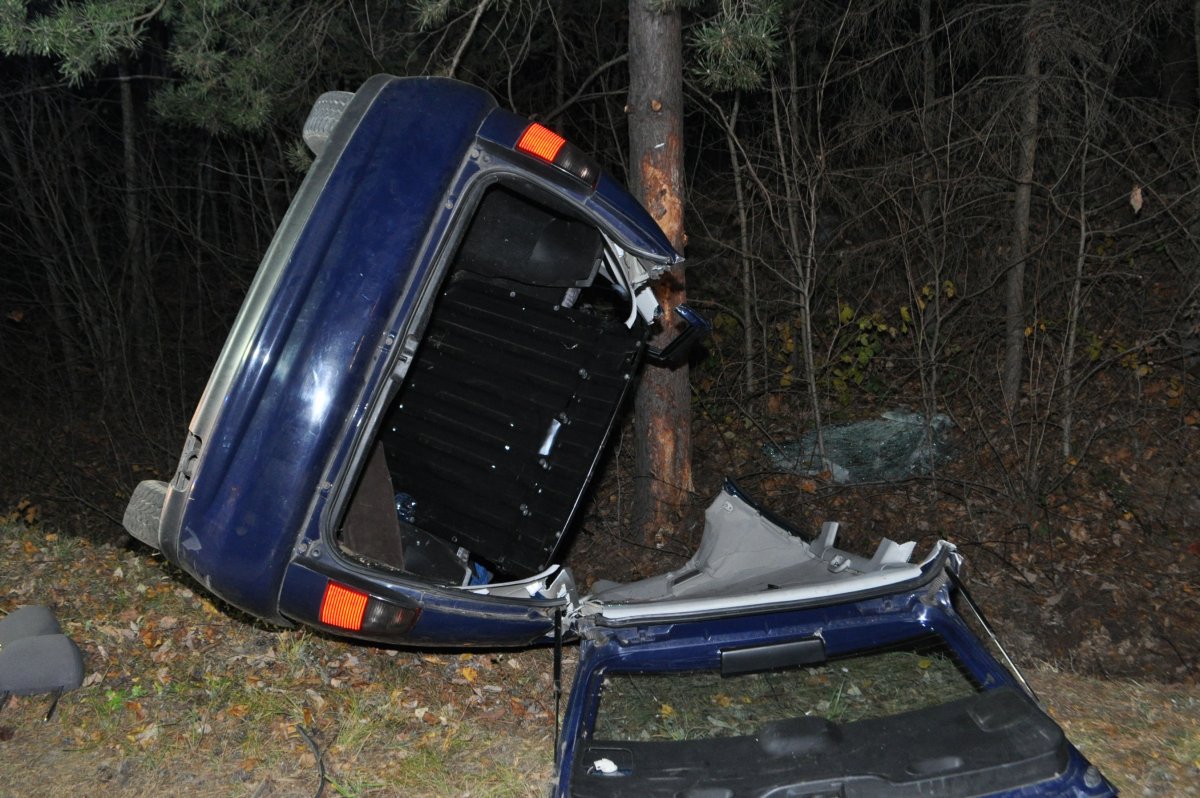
[123,479,167,549]
[303,91,355,157]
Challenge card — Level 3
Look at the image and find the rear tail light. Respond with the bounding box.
[319,580,419,636]
[516,123,566,161]
[516,122,600,187]
[320,582,368,630]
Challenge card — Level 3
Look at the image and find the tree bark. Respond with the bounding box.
[1002,1,1042,408]
[628,0,690,547]
[1062,144,1087,459]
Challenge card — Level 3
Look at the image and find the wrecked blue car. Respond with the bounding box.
[561,485,1114,797]
[123,75,1114,797]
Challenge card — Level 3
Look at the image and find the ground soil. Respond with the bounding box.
[570,385,1200,686]
[1,375,1199,794]
[1,517,1197,796]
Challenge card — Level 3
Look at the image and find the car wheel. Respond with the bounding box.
[303,91,355,157]
[123,479,167,549]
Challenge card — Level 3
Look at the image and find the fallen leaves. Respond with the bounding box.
[4,498,39,526]
[131,723,160,747]
[138,627,161,649]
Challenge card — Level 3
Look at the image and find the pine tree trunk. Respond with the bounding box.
[628,0,690,547]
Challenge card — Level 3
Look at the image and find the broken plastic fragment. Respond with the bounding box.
[634,286,660,325]
[592,758,619,775]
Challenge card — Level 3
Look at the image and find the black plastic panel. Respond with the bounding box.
[455,187,604,287]
[380,276,641,576]
[720,637,826,676]
[571,687,1068,798]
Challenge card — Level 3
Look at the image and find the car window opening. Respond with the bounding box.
[593,636,979,743]
[575,636,1070,797]
[336,185,647,588]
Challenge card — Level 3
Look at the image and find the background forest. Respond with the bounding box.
[2,0,1199,677]
[1,1,1200,794]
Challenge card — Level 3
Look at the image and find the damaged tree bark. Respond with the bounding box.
[628,0,691,548]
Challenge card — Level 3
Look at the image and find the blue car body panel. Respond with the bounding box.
[551,483,1115,797]
[152,76,678,626]
[476,114,680,265]
[163,77,493,617]
[124,75,1114,797]
[277,559,562,647]
[557,578,1116,798]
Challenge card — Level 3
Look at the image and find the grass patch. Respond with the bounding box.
[1,516,553,796]
[3,512,1197,795]
[1032,666,1200,796]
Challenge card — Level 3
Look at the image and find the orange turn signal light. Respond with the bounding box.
[514,122,599,187]
[319,581,368,631]
[516,123,567,162]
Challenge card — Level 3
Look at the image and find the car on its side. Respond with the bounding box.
[124,75,1115,797]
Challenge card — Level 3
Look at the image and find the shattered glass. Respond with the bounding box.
[765,410,954,484]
